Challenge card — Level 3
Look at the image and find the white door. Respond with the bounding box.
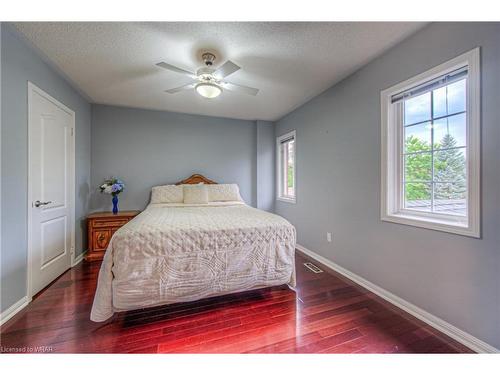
[28,83,75,297]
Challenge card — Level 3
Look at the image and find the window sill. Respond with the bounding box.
[381,211,479,238]
[277,196,296,204]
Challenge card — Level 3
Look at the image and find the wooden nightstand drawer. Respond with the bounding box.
[92,219,129,228]
[93,229,111,251]
[85,210,140,262]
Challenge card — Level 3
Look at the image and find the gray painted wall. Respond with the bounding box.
[256,121,275,212]
[1,24,91,313]
[90,104,265,212]
[275,22,500,349]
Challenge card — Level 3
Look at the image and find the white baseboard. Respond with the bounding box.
[72,251,86,267]
[296,244,499,353]
[0,296,30,326]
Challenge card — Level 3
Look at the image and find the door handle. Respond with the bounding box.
[34,200,52,207]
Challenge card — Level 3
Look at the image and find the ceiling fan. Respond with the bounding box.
[156,53,259,99]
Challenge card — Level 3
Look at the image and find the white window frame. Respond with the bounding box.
[381,48,480,238]
[276,130,296,204]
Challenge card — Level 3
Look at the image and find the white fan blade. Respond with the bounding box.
[164,82,196,94]
[214,60,240,78]
[222,82,259,96]
[156,62,196,78]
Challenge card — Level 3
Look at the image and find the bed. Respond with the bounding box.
[90,174,296,322]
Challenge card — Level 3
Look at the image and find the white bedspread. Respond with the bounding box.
[90,202,296,322]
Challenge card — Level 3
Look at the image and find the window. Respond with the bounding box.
[277,130,296,203]
[381,48,480,237]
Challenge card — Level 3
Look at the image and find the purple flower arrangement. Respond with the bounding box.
[99,178,125,197]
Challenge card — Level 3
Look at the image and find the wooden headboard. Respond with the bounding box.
[175,174,217,185]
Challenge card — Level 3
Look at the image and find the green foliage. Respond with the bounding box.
[434,134,466,199]
[288,165,294,188]
[404,134,466,202]
[405,135,431,153]
[405,136,432,200]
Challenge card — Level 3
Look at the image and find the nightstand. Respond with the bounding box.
[85,211,140,262]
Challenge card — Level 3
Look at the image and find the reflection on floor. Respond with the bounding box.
[0,252,472,353]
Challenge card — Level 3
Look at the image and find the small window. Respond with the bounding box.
[381,48,480,237]
[277,130,296,203]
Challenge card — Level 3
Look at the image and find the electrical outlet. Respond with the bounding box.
[327,232,332,242]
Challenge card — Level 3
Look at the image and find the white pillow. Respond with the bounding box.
[183,185,209,204]
[151,185,184,204]
[207,184,242,202]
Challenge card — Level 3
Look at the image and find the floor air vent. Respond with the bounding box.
[303,262,323,273]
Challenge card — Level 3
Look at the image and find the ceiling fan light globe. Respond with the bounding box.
[195,83,222,98]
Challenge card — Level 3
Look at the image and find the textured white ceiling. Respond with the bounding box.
[14,22,427,121]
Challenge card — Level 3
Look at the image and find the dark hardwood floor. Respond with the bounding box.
[0,252,472,353]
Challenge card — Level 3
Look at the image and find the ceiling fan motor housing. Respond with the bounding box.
[196,67,217,82]
[202,52,216,66]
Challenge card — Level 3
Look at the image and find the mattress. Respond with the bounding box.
[90,202,296,322]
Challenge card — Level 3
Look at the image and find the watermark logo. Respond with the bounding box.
[1,346,54,353]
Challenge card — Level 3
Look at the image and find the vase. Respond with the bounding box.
[112,195,119,214]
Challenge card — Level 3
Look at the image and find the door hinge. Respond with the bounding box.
[71,128,74,136]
